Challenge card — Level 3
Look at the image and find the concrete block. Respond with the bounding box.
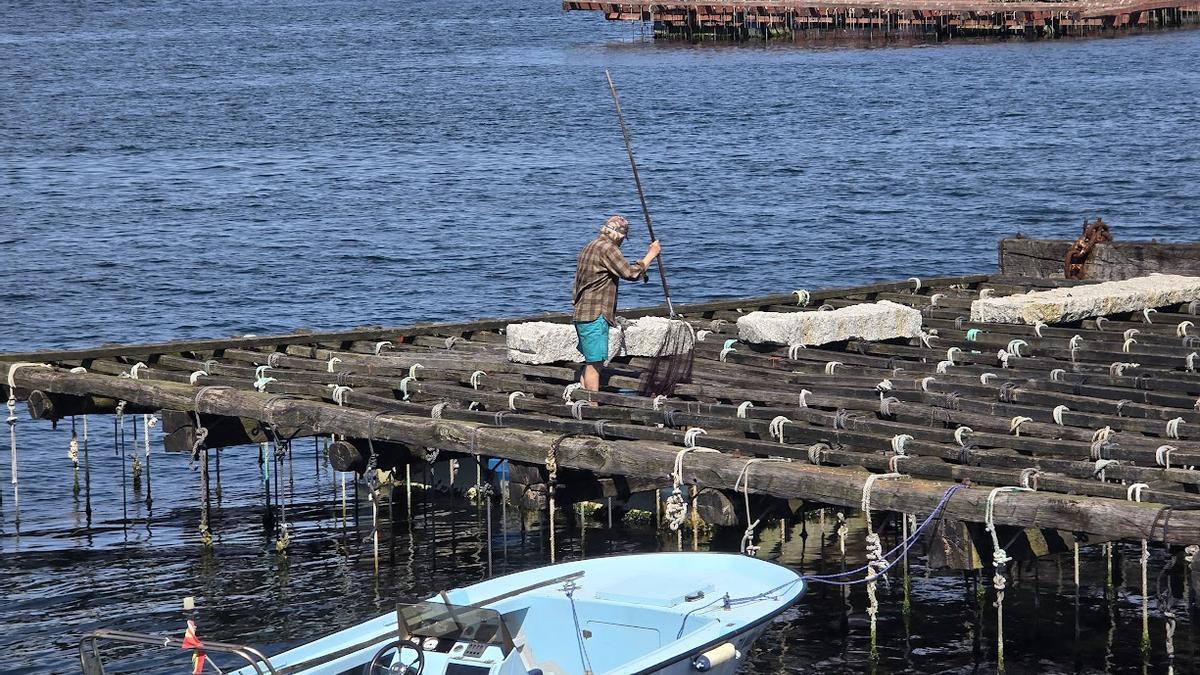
[737,301,923,346]
[970,274,1200,325]
[506,316,694,364]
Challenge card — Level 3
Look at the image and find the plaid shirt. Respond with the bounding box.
[572,237,647,324]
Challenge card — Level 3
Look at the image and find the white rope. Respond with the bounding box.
[824,361,842,375]
[69,367,87,374]
[1127,482,1150,502]
[373,341,392,355]
[1123,337,1137,353]
[507,391,525,410]
[1167,417,1185,440]
[430,402,449,419]
[1157,445,1176,469]
[935,360,952,374]
[683,427,707,448]
[979,288,994,299]
[996,350,1011,368]
[1053,405,1069,426]
[189,371,205,385]
[1018,468,1041,490]
[980,372,997,384]
[652,395,667,411]
[888,454,911,473]
[470,370,486,389]
[399,377,415,400]
[818,304,833,312]
[666,447,718,532]
[929,293,944,307]
[1092,426,1115,444]
[787,344,806,359]
[1188,353,1198,373]
[1123,328,1140,341]
[128,362,147,379]
[920,376,935,392]
[891,434,913,455]
[876,379,893,393]
[562,383,582,404]
[793,289,811,306]
[569,400,586,421]
[719,346,736,362]
[1034,321,1047,338]
[736,401,754,418]
[1007,339,1028,357]
[1068,334,1083,362]
[736,457,790,555]
[1094,458,1119,482]
[327,356,341,372]
[1144,308,1157,324]
[954,426,972,447]
[807,444,826,466]
[330,385,352,406]
[918,331,935,349]
[695,330,710,342]
[908,277,922,292]
[769,416,790,443]
[1050,368,1066,382]
[1179,321,1195,337]
[1009,416,1033,436]
[1096,317,1109,331]
[797,390,812,408]
[408,363,424,380]
[946,346,962,362]
[1110,362,1139,377]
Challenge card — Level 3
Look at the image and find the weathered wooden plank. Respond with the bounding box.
[999,238,1200,280]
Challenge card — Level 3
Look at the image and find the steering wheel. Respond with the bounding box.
[363,640,425,675]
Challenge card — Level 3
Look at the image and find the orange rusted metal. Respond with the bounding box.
[1064,217,1114,280]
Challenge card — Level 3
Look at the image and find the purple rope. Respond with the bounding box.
[805,483,965,586]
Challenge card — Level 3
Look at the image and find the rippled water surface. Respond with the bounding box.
[2,1,1200,673]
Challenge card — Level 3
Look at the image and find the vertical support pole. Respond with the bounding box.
[117,414,127,529]
[143,414,154,508]
[83,415,92,525]
[690,485,699,551]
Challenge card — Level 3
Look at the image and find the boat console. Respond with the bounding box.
[366,600,530,675]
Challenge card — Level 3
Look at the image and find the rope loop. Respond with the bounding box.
[879,396,900,417]
[399,376,415,400]
[508,391,526,410]
[980,372,997,384]
[562,382,582,404]
[825,361,842,375]
[946,346,962,362]
[1188,352,1198,373]
[979,288,994,299]
[329,385,352,406]
[996,350,1011,368]
[1009,416,1033,436]
[129,362,147,380]
[326,356,341,373]
[430,402,449,419]
[1110,361,1140,377]
[695,329,711,342]
[1095,317,1109,331]
[787,344,806,359]
[1093,458,1119,481]
[683,427,707,448]
[409,363,424,380]
[891,434,913,455]
[1127,482,1150,502]
[1178,321,1195,337]
[373,341,393,355]
[1050,368,1066,382]
[920,376,935,392]
[928,292,944,307]
[736,401,754,418]
[793,289,811,306]
[1053,405,1069,426]
[954,426,973,447]
[719,346,736,362]
[652,394,668,411]
[1144,308,1157,324]
[876,378,893,393]
[570,400,587,421]
[1018,468,1041,490]
[1034,321,1047,338]
[189,371,205,385]
[1156,445,1176,469]
[818,304,834,312]
[470,370,486,389]
[1123,337,1137,353]
[966,328,982,341]
[797,389,812,408]
[908,277,922,293]
[1167,417,1185,440]
[1007,339,1028,357]
[768,416,790,443]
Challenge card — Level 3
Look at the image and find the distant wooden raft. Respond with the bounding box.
[506,316,693,364]
[737,300,922,346]
[971,274,1200,325]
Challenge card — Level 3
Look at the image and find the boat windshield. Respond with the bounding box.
[397,602,515,655]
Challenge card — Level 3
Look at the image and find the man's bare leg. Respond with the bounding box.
[581,364,601,391]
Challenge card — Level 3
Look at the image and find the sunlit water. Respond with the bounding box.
[3,0,1199,672]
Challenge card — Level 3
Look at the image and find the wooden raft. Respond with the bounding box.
[5,272,1200,546]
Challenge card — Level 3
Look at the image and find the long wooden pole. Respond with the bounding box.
[604,69,675,317]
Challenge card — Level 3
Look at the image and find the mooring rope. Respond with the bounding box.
[985,485,1033,672]
[735,457,790,556]
[1127,482,1152,652]
[666,446,718,537]
[861,472,904,645]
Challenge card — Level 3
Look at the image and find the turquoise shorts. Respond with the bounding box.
[574,316,610,364]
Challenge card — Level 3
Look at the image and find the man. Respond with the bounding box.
[572,215,662,392]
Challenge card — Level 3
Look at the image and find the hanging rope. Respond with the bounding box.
[736,458,790,556]
[666,446,718,535]
[861,472,904,646]
[1126,482,1152,653]
[1094,458,1119,482]
[768,416,789,443]
[985,485,1033,671]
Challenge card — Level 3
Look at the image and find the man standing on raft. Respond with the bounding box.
[572,215,662,392]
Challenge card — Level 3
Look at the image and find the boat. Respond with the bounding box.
[80,552,804,675]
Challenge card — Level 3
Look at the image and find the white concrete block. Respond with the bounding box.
[506,316,694,364]
[737,301,923,346]
[970,274,1200,325]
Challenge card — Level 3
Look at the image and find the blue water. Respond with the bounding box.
[2,1,1199,672]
